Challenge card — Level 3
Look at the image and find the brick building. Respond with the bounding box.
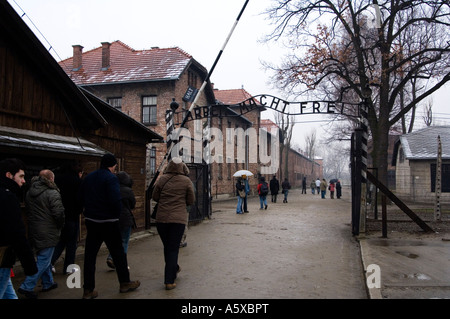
[259,119,322,189]
[59,40,216,181]
[58,41,321,200]
[213,88,265,197]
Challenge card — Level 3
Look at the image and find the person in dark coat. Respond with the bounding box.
[80,153,140,299]
[0,158,37,299]
[336,180,342,199]
[269,175,280,203]
[281,178,291,203]
[51,162,83,275]
[106,171,136,269]
[302,176,307,194]
[19,169,65,298]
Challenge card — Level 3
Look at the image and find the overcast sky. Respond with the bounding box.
[8,0,450,150]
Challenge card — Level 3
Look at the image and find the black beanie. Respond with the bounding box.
[100,153,117,168]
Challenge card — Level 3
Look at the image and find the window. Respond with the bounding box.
[430,163,450,192]
[399,146,405,163]
[108,97,122,111]
[142,96,157,125]
[226,121,232,144]
[149,147,156,176]
[188,70,198,88]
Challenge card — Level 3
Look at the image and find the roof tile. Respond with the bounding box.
[59,40,192,85]
[214,88,258,105]
[400,126,450,159]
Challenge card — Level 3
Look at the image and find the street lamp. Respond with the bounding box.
[170,98,179,112]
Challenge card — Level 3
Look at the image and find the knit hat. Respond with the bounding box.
[100,153,117,168]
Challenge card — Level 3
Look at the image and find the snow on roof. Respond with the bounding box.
[400,126,450,160]
[59,41,192,85]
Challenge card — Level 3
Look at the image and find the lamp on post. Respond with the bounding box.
[170,98,179,112]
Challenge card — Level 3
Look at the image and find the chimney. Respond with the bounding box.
[101,42,111,70]
[72,45,83,71]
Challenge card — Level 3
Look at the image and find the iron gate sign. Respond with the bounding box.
[178,94,359,122]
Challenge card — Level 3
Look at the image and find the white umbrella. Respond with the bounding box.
[233,169,254,177]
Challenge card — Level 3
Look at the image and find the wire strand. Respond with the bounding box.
[11,0,68,68]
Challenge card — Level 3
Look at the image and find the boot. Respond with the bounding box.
[165,283,177,290]
[120,280,141,293]
[82,289,98,299]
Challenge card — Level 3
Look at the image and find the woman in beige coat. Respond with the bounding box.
[152,158,195,290]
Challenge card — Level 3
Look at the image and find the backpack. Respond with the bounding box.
[260,182,268,196]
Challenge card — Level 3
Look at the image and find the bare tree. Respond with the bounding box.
[304,129,317,160]
[275,112,294,179]
[263,0,450,186]
[423,98,434,126]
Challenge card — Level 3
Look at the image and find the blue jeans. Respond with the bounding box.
[20,247,55,292]
[236,196,243,213]
[259,195,267,208]
[0,268,17,299]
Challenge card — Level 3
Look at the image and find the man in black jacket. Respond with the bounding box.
[80,153,140,299]
[0,158,37,299]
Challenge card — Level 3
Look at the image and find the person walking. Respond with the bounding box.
[242,175,250,213]
[51,162,83,275]
[80,153,140,299]
[315,178,321,195]
[257,176,269,210]
[106,171,136,269]
[269,175,279,203]
[336,180,342,199]
[0,158,37,299]
[301,177,307,194]
[152,157,195,290]
[19,169,65,299]
[310,180,316,194]
[329,181,335,199]
[320,178,328,199]
[281,178,291,203]
[235,177,245,214]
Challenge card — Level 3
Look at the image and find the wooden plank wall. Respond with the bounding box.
[1,40,152,239]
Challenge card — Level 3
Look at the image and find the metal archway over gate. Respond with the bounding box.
[147,93,381,234]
